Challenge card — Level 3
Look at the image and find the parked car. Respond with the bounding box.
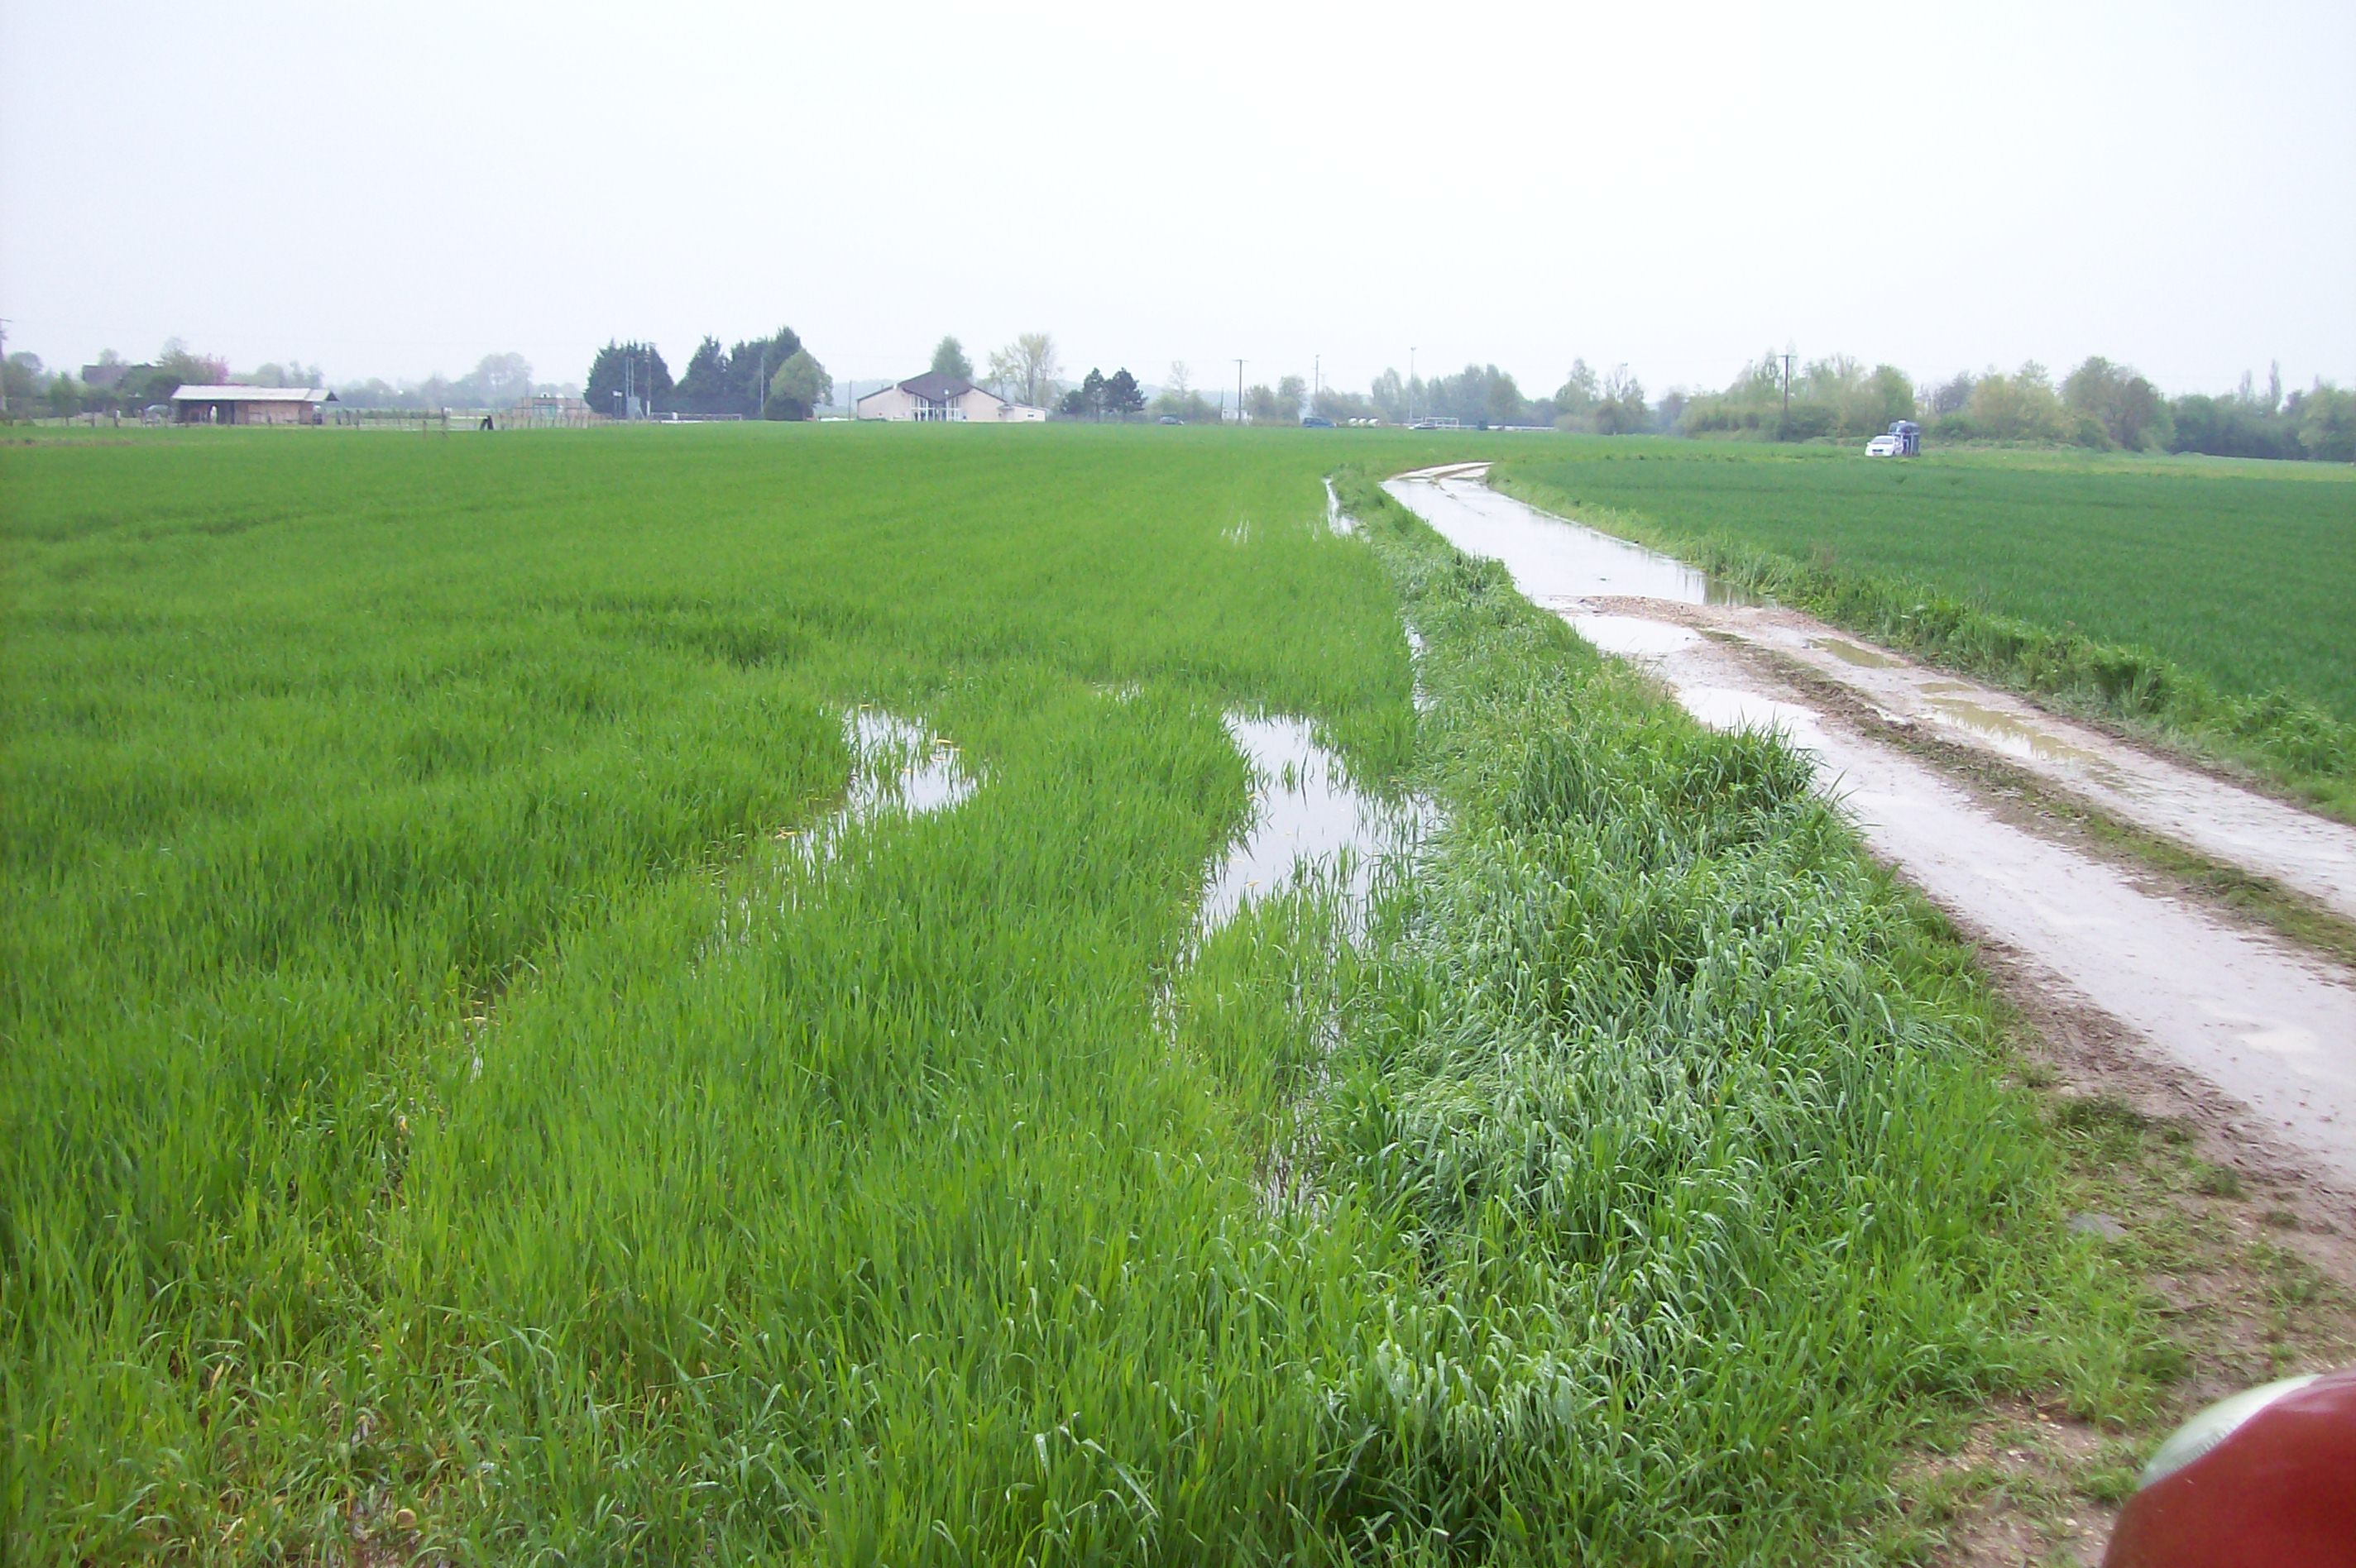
[1867,419,1921,457]
[1300,415,1334,428]
[1157,415,1183,425]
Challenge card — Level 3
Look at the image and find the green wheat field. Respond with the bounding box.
[6,427,2161,1562]
[1496,442,2356,815]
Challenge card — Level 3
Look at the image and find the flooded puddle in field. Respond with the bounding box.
[1386,467,1751,607]
[1324,479,1355,537]
[1405,623,1435,713]
[782,708,977,869]
[1199,712,1431,938]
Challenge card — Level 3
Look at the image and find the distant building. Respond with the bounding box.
[170,385,338,426]
[855,372,1046,423]
[510,394,599,428]
[82,361,151,391]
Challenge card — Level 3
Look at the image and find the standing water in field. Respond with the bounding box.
[1324,479,1356,537]
[783,708,978,871]
[1197,712,1430,939]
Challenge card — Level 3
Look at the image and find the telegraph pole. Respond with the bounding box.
[1234,359,1245,425]
[1780,351,1794,418]
[1409,346,1417,423]
[0,318,11,416]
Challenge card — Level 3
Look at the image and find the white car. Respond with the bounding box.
[1865,434,1902,457]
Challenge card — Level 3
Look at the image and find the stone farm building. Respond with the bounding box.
[854,373,1046,423]
[170,385,338,426]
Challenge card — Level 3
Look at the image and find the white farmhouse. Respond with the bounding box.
[855,372,1046,423]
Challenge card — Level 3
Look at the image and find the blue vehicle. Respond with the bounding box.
[1300,414,1334,428]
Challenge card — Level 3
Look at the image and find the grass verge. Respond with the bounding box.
[1319,466,2169,1561]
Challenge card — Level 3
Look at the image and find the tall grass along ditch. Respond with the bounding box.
[2,428,2152,1563]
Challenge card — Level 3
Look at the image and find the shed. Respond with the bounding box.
[170,385,338,426]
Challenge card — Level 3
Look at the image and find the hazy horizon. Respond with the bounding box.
[4,1,2351,404]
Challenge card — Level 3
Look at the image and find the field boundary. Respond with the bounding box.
[1345,459,2356,1563]
[1488,466,2356,825]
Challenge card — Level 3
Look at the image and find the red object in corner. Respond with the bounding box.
[2105,1367,2356,1568]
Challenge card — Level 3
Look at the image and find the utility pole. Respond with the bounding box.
[1780,351,1794,419]
[1235,359,1245,425]
[0,318,11,417]
[1409,347,1417,423]
[1313,354,1319,407]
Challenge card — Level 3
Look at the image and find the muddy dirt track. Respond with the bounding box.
[1388,465,2356,1202]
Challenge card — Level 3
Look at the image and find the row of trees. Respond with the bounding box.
[1,340,598,418]
[336,352,548,412]
[1060,368,1146,419]
[4,341,235,417]
[1186,349,2349,460]
[1674,351,2353,460]
[587,327,829,420]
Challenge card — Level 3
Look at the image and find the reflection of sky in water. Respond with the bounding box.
[1200,713,1431,937]
[1394,476,1747,605]
[1921,694,2109,770]
[791,709,976,868]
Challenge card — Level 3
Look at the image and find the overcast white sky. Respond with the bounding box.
[3,0,2351,400]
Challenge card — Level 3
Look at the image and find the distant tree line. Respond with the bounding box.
[1056,367,1145,420]
[1645,350,2352,461]
[4,340,236,418]
[338,352,548,412]
[0,339,603,418]
[588,327,828,420]
[1282,349,2355,461]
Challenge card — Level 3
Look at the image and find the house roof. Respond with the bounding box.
[82,361,147,390]
[170,385,337,403]
[858,371,1004,406]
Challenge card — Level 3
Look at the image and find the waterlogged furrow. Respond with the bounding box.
[782,707,978,870]
[1196,710,1429,941]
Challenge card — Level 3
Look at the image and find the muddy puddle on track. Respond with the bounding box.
[1390,470,1750,609]
[1387,467,2356,1197]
